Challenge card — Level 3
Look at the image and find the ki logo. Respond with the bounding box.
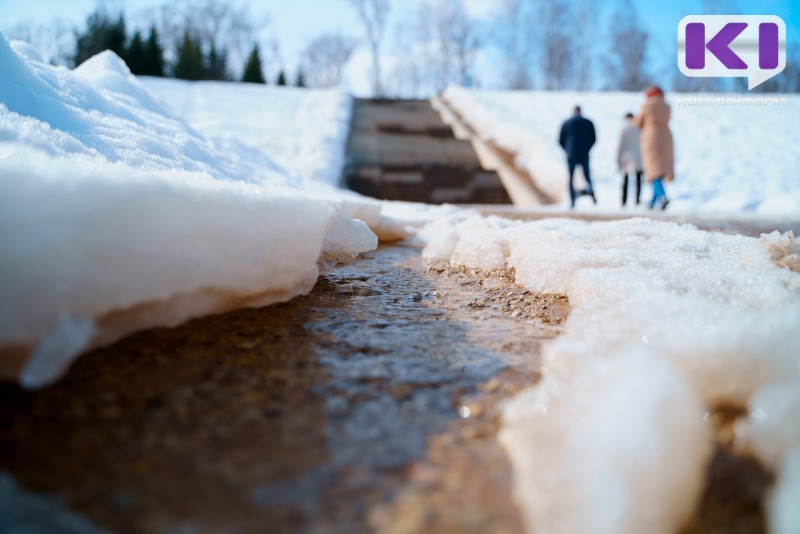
[678,15,787,90]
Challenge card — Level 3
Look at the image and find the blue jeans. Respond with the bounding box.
[567,156,593,207]
[650,177,666,208]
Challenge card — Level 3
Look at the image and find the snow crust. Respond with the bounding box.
[444,87,800,215]
[0,33,377,388]
[421,213,800,533]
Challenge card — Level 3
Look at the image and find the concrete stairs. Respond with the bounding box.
[343,99,511,204]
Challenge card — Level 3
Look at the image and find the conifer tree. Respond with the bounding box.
[205,43,229,81]
[126,30,145,74]
[276,70,287,86]
[173,30,205,80]
[241,44,266,84]
[73,10,128,66]
[295,69,306,88]
[141,26,165,77]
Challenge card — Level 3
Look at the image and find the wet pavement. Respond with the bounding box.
[0,243,777,534]
[0,246,566,534]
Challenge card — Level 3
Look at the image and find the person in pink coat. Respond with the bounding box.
[635,86,674,210]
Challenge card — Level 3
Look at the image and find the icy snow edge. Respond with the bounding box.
[0,34,377,387]
[421,213,800,533]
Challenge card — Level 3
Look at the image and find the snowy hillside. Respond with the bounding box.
[140,78,352,187]
[445,87,800,216]
[0,33,377,388]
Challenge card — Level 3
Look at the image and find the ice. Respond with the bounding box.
[0,32,377,387]
[444,87,800,215]
[421,214,800,532]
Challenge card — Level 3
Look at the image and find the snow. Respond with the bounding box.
[3,30,799,532]
[444,87,800,216]
[420,213,800,533]
[770,449,800,534]
[139,77,352,187]
[0,33,377,388]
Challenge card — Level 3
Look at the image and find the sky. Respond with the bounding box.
[1,0,798,93]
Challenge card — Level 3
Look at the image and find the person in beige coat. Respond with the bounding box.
[635,86,674,210]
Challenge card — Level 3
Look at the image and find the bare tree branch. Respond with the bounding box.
[539,0,574,90]
[346,0,391,97]
[301,33,358,88]
[496,0,536,90]
[604,0,650,91]
[411,0,481,92]
[5,19,74,66]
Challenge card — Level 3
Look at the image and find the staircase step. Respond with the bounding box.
[344,99,511,205]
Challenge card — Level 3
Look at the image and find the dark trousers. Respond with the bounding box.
[567,156,593,207]
[622,171,643,206]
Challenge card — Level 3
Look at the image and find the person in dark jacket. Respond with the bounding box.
[559,106,597,207]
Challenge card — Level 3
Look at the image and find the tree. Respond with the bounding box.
[301,33,357,88]
[205,43,229,80]
[141,0,268,80]
[173,30,205,80]
[449,0,481,86]
[539,0,574,90]
[6,19,73,66]
[276,70,287,86]
[73,9,128,66]
[295,70,306,88]
[141,26,166,77]
[346,0,391,97]
[496,0,535,90]
[126,30,146,74]
[573,0,602,90]
[241,44,266,83]
[604,0,650,91]
[182,0,260,79]
[413,0,481,92]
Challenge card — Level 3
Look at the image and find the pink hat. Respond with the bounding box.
[645,86,664,98]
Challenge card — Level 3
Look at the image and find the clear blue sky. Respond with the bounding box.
[1,0,797,89]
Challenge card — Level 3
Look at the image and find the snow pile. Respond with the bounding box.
[0,33,377,388]
[140,77,352,187]
[422,214,800,533]
[444,87,800,215]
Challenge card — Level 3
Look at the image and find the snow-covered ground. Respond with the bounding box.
[0,33,378,388]
[3,31,800,534]
[444,87,800,216]
[140,78,352,187]
[419,213,800,533]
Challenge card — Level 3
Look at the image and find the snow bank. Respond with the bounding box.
[140,77,352,187]
[444,87,800,216]
[421,214,800,533]
[0,33,376,388]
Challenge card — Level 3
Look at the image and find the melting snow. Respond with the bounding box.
[0,33,376,388]
[421,213,800,533]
